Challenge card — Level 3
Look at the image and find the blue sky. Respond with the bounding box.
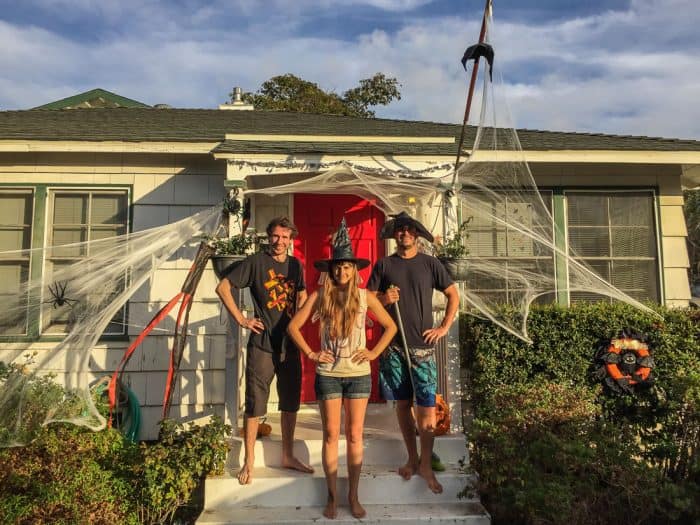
[1,0,699,139]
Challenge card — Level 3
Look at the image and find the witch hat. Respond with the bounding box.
[314,218,371,271]
[380,211,434,242]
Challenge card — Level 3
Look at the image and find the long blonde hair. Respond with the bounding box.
[317,262,360,341]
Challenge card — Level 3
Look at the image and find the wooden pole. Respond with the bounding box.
[453,0,492,183]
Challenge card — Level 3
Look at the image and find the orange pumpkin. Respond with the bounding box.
[434,394,451,436]
[238,422,273,438]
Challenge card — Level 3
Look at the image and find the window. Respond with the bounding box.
[566,191,659,303]
[44,190,129,334]
[0,186,130,339]
[463,191,555,305]
[458,188,661,306]
[0,190,34,335]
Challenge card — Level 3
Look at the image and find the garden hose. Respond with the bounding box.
[92,376,141,442]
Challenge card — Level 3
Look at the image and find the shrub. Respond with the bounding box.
[136,417,231,525]
[463,302,700,524]
[0,424,139,525]
[0,368,232,525]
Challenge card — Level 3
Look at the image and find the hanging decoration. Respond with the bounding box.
[595,329,655,394]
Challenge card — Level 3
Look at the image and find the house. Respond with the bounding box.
[0,103,698,443]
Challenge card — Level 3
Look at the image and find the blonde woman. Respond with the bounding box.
[287,218,397,520]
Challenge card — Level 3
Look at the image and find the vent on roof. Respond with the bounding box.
[219,86,254,111]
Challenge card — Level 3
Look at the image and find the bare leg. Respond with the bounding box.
[415,405,442,494]
[395,399,419,480]
[280,410,314,474]
[237,414,258,485]
[320,398,342,519]
[345,396,369,519]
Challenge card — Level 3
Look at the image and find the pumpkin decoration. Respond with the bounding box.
[257,422,272,437]
[238,420,273,438]
[434,394,451,436]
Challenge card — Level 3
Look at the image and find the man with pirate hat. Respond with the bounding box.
[367,211,460,494]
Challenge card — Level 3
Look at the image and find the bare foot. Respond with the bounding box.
[282,456,314,474]
[349,499,366,519]
[237,463,253,485]
[418,464,443,494]
[398,461,418,480]
[323,496,337,519]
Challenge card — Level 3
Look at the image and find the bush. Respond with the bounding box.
[0,424,139,525]
[136,417,231,525]
[0,369,232,525]
[463,302,700,525]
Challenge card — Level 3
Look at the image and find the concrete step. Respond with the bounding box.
[226,433,468,470]
[197,502,491,524]
[229,406,468,469]
[203,465,477,509]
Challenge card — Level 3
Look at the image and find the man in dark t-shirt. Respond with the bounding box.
[367,212,459,495]
[216,216,313,485]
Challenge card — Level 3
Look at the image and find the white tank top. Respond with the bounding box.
[316,288,369,377]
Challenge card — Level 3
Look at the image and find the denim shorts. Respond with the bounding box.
[315,373,372,401]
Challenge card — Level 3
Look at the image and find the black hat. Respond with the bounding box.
[380,211,434,243]
[314,218,371,272]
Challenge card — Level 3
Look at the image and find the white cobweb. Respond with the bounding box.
[0,8,658,447]
[0,207,222,447]
[238,7,658,340]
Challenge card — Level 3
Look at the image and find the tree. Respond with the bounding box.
[232,73,401,118]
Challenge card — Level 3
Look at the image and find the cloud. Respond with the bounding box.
[0,0,698,139]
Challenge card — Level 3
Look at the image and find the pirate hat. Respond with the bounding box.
[380,211,434,243]
[314,217,371,271]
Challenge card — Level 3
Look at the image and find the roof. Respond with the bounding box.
[32,88,150,110]
[2,107,700,154]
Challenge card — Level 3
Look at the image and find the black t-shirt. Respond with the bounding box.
[367,252,453,348]
[225,251,306,353]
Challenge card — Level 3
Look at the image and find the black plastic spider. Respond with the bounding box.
[44,281,79,309]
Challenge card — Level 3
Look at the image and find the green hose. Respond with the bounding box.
[92,376,141,442]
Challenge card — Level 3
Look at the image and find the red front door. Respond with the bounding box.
[294,194,385,402]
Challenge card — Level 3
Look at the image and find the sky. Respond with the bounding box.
[1,0,699,140]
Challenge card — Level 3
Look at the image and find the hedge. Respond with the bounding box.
[462,302,700,525]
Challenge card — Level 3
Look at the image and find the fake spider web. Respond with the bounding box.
[0,207,222,446]
[0,8,659,447]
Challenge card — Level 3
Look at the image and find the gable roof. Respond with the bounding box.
[1,107,700,154]
[32,88,150,110]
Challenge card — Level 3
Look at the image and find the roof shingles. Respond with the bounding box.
[1,108,699,153]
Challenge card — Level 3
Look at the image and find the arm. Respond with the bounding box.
[215,277,264,334]
[422,283,460,345]
[296,288,308,310]
[286,291,333,364]
[352,292,398,363]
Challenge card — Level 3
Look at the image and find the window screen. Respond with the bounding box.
[0,190,34,335]
[44,190,129,334]
[463,191,555,305]
[567,191,659,303]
